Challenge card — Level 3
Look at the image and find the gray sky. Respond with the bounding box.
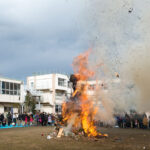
[0,0,88,80]
[1,0,150,82]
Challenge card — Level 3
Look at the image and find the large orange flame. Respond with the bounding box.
[62,50,105,137]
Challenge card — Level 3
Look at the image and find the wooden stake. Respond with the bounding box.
[57,128,64,138]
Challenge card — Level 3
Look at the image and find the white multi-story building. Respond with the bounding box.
[77,78,121,107]
[0,77,24,115]
[27,74,72,114]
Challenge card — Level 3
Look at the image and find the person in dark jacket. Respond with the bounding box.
[44,113,48,126]
[0,114,4,127]
[148,116,150,128]
[22,113,25,126]
[17,114,22,126]
[41,112,45,126]
[0,113,2,127]
[125,113,131,128]
[7,112,12,126]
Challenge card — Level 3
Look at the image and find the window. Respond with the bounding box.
[55,105,62,113]
[14,83,17,90]
[2,90,5,94]
[2,82,5,89]
[4,107,11,112]
[1,81,20,96]
[30,82,34,88]
[10,83,14,95]
[6,90,9,94]
[6,82,9,89]
[17,84,20,95]
[10,91,13,95]
[10,83,13,90]
[14,83,18,95]
[58,78,66,87]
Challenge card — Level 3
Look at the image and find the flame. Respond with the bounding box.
[62,49,105,137]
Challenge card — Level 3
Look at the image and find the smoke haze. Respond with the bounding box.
[82,0,150,121]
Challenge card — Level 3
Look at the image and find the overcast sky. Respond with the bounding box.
[0,0,89,80]
[1,0,150,82]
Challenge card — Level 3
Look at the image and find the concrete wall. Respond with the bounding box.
[40,105,53,114]
[27,74,53,90]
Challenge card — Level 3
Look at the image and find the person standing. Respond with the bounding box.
[0,114,4,126]
[13,113,17,126]
[48,114,52,126]
[41,112,45,126]
[27,114,30,126]
[17,113,22,126]
[7,112,12,126]
[51,114,55,126]
[21,113,25,126]
[25,114,28,126]
[43,113,47,126]
[149,116,150,128]
[35,113,39,126]
[30,115,33,126]
[143,114,148,129]
[0,113,2,127]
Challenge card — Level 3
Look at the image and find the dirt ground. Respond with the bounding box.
[0,126,150,150]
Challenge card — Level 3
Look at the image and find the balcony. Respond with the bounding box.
[0,94,21,103]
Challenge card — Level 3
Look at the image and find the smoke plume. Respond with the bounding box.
[81,0,150,122]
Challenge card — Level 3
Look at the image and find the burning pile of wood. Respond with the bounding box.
[56,127,108,139]
[55,50,108,139]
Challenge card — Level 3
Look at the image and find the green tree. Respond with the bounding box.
[25,91,36,114]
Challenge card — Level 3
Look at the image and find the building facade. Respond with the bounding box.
[0,77,24,115]
[27,74,72,114]
[77,78,121,108]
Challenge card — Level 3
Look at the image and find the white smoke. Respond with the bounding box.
[82,0,150,122]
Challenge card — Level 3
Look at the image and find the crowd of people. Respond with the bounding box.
[1,111,150,130]
[0,112,61,127]
[115,113,150,129]
[93,113,150,129]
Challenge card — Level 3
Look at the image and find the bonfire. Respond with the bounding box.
[60,50,108,138]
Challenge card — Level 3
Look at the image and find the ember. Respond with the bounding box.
[61,50,107,138]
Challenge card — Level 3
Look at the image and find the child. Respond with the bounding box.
[25,115,28,126]
[39,117,42,125]
[30,115,33,126]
